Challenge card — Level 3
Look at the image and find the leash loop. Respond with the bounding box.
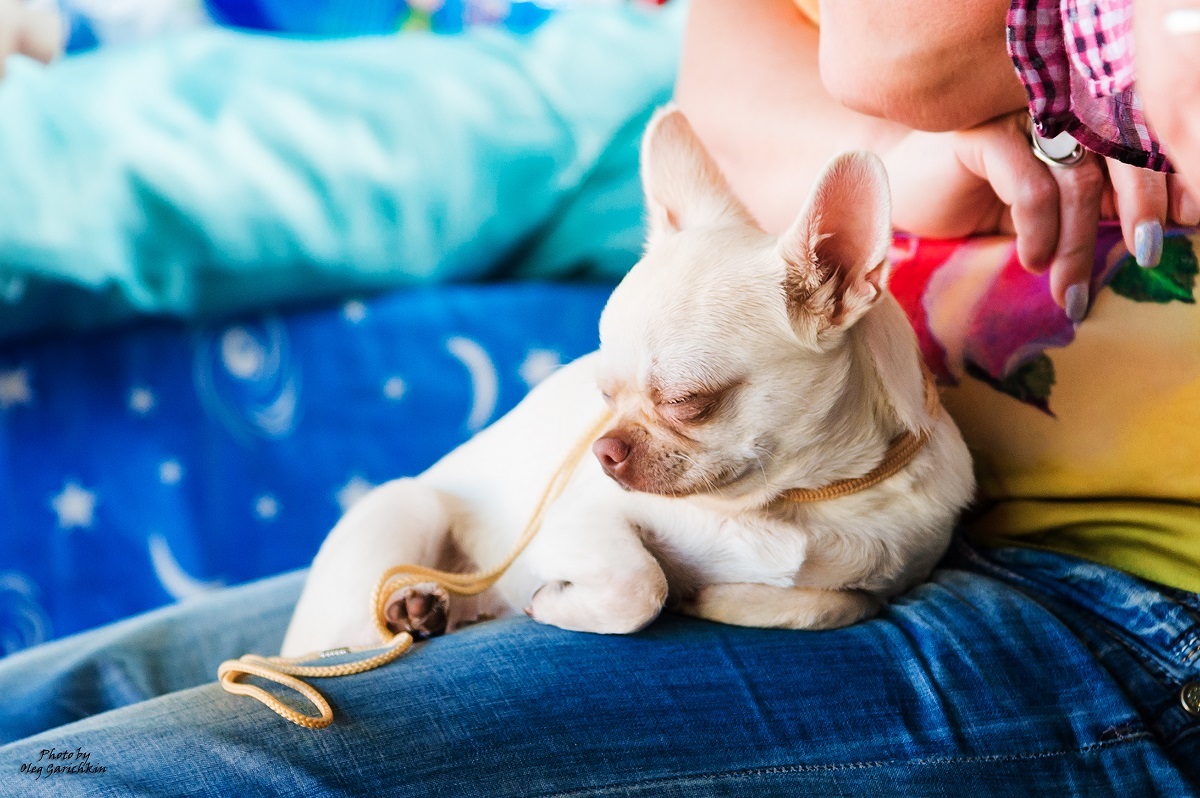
[218,411,613,728]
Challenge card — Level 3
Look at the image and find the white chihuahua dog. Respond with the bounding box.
[281,108,974,656]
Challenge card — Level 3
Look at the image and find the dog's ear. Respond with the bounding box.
[779,151,892,336]
[640,105,755,245]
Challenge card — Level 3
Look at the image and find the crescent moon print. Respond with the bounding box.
[446,336,499,432]
[148,534,225,602]
[0,572,49,656]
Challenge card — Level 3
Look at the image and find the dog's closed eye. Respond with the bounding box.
[656,382,741,425]
[598,375,742,426]
[659,393,715,424]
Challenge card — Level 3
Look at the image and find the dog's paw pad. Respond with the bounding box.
[384,582,450,640]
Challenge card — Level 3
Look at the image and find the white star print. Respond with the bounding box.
[383,376,407,401]
[51,482,97,529]
[0,277,25,303]
[519,350,561,388]
[0,368,32,410]
[159,460,183,485]
[337,476,375,513]
[255,494,279,521]
[342,300,367,324]
[129,388,155,415]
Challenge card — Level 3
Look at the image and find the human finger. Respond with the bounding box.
[955,114,1061,273]
[1044,152,1105,320]
[0,0,20,82]
[1135,0,1200,198]
[16,7,62,65]
[1168,174,1200,226]
[1107,157,1168,268]
[1099,179,1118,221]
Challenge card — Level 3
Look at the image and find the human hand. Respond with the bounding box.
[1135,0,1200,200]
[883,111,1199,321]
[0,0,62,80]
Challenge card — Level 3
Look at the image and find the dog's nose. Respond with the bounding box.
[592,435,631,474]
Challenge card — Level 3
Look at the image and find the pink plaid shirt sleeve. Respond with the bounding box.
[1008,0,1171,171]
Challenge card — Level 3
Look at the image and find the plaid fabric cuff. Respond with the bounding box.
[1008,0,1172,171]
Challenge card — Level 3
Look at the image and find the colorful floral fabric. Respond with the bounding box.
[891,224,1200,592]
[1007,0,1171,171]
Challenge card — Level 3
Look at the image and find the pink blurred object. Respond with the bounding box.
[888,223,1166,413]
[1007,0,1169,171]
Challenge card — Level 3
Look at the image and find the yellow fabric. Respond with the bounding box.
[940,240,1200,593]
[793,0,820,26]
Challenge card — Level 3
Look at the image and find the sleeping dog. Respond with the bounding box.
[281,107,975,655]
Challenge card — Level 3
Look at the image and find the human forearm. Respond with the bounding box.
[817,0,1028,131]
[674,0,907,232]
[1136,0,1200,201]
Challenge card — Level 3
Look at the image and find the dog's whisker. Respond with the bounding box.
[753,452,770,487]
[665,450,725,493]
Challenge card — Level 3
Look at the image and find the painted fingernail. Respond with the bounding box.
[1165,9,1200,35]
[1135,219,1163,268]
[1065,282,1089,323]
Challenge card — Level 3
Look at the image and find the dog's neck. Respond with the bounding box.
[698,302,922,514]
[782,331,909,494]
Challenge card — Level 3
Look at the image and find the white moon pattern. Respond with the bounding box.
[148,534,224,602]
[0,572,49,655]
[220,327,271,380]
[446,336,499,432]
[194,318,300,441]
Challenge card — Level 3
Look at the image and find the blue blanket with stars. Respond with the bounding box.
[0,283,611,656]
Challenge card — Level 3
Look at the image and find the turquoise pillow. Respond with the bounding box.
[0,3,683,339]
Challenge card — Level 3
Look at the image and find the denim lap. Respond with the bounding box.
[0,570,303,746]
[0,544,1196,797]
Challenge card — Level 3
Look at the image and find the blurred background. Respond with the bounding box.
[0,0,681,655]
[60,0,589,50]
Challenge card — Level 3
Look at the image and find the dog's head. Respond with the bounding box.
[593,106,927,501]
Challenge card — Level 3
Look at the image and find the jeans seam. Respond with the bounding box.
[1180,639,1200,665]
[955,541,1197,681]
[1093,622,1180,684]
[952,544,1170,681]
[543,733,1157,797]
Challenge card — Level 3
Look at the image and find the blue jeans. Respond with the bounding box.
[0,539,1196,796]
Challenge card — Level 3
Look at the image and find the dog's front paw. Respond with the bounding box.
[384,582,450,640]
[525,574,666,635]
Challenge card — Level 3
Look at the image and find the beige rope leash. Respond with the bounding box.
[367,409,619,640]
[217,410,614,730]
[777,366,940,504]
[218,366,943,729]
[217,642,412,729]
